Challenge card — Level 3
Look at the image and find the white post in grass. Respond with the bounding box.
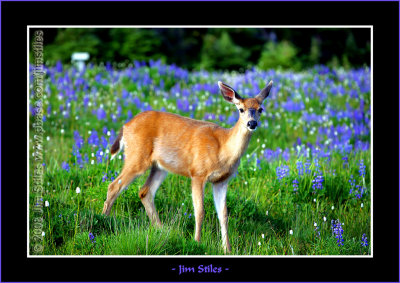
[71,52,90,72]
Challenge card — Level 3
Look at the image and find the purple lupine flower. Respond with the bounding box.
[354,185,365,199]
[61,161,70,172]
[331,219,344,247]
[126,110,133,122]
[55,60,63,73]
[282,148,290,161]
[117,105,122,117]
[176,98,190,112]
[102,172,107,182]
[296,161,304,176]
[83,95,90,108]
[96,108,107,120]
[359,159,366,178]
[133,97,142,109]
[312,174,324,191]
[292,179,299,192]
[122,89,130,100]
[96,148,104,163]
[72,146,84,168]
[256,158,261,170]
[349,175,356,194]
[204,113,216,121]
[94,74,102,83]
[102,126,109,136]
[84,153,89,164]
[305,160,311,174]
[205,96,213,107]
[88,130,99,147]
[227,113,238,125]
[282,100,305,112]
[276,165,290,180]
[100,136,108,150]
[108,129,116,144]
[361,233,368,247]
[73,131,84,149]
[89,232,96,243]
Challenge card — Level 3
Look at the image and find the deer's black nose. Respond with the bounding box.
[247,120,257,129]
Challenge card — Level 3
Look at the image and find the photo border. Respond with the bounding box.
[1,1,398,282]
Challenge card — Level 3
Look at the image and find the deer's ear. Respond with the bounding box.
[255,80,273,103]
[218,81,242,104]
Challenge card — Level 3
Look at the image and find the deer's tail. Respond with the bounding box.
[110,128,124,160]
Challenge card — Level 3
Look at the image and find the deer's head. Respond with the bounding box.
[218,80,273,132]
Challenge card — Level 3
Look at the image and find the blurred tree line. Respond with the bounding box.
[38,28,370,71]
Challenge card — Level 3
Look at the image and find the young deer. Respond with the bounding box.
[102,80,273,253]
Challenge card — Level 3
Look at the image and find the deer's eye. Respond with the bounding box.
[258,108,263,114]
[239,108,244,113]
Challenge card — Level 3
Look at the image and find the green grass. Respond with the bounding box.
[31,149,370,256]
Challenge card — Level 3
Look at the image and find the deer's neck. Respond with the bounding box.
[222,119,252,164]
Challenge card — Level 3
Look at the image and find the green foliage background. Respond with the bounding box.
[36,28,370,71]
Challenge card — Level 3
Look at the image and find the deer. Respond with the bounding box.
[102,80,273,254]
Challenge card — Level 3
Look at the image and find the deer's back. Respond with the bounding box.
[123,111,230,178]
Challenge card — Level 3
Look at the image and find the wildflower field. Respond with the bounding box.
[29,60,371,255]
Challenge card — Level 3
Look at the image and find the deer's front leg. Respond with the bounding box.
[212,180,232,254]
[191,177,206,243]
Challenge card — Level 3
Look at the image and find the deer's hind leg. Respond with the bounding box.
[102,148,152,216]
[139,165,168,226]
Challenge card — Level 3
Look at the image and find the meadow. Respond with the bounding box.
[29,60,371,255]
